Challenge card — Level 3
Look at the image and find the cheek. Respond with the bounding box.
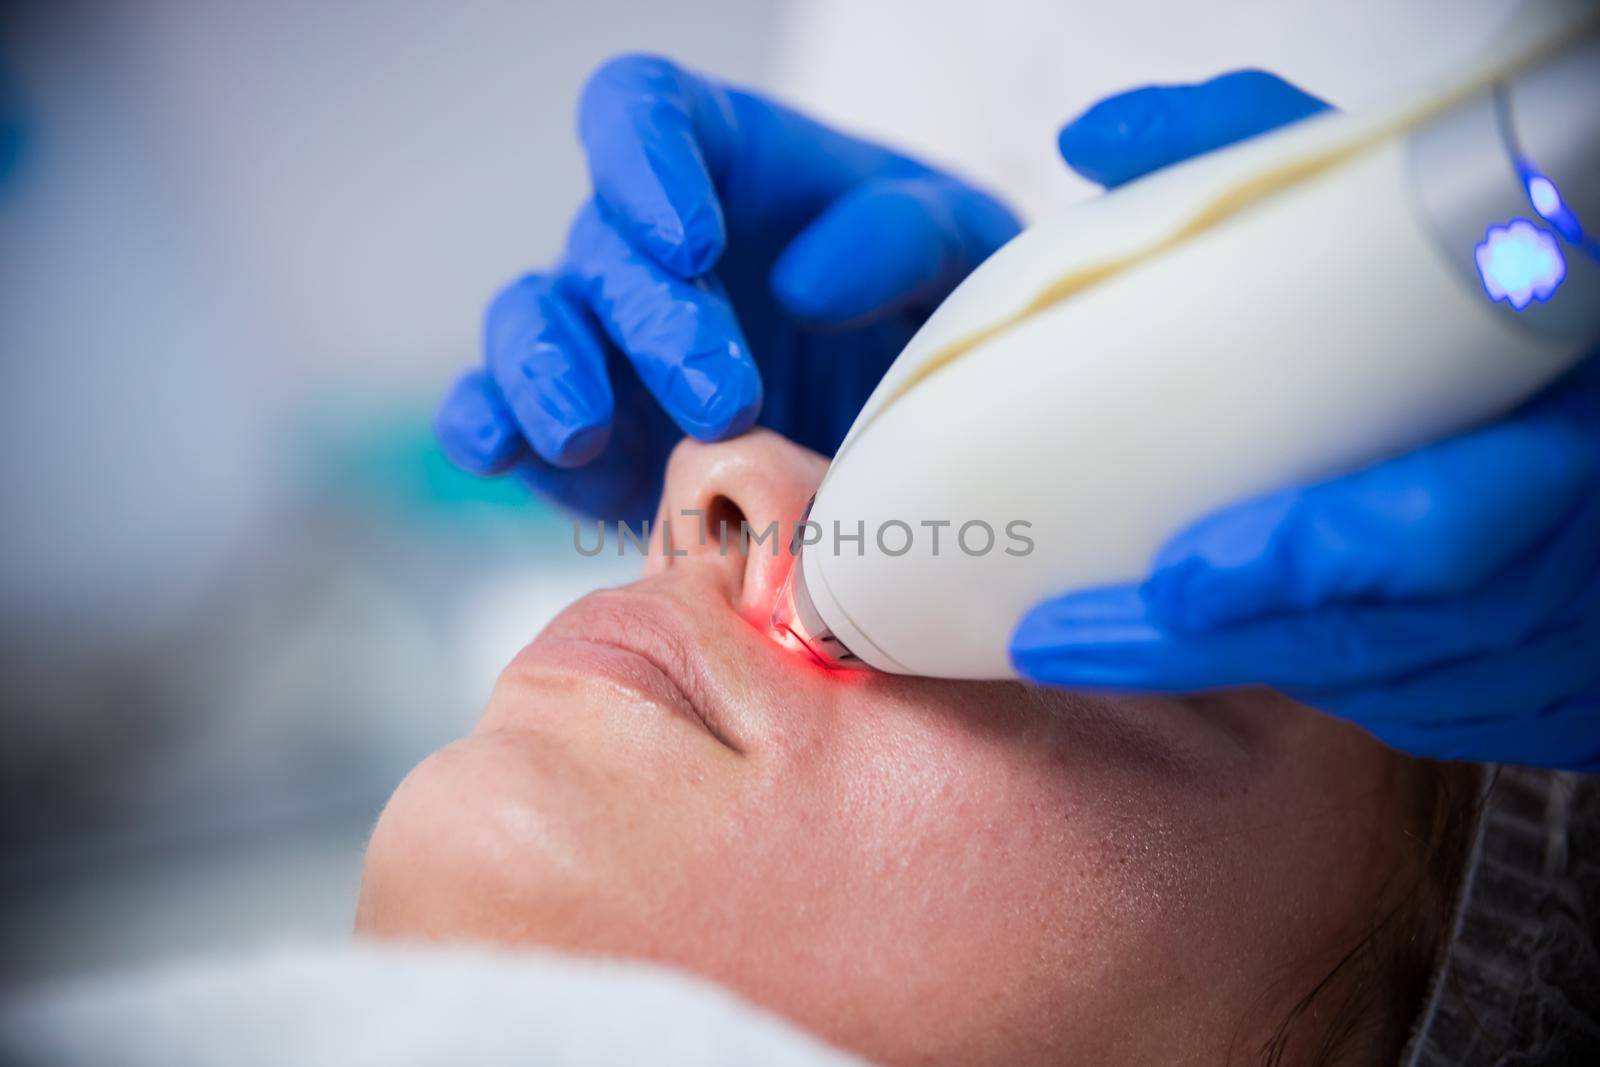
[811,699,1213,930]
[355,731,751,953]
[693,714,1215,1064]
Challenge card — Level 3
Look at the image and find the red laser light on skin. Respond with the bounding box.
[769,567,876,677]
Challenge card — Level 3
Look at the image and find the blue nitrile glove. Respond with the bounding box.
[435,55,1019,522]
[1013,71,1600,772]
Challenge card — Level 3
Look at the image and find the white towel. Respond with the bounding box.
[0,940,867,1067]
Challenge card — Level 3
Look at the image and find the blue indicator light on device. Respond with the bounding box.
[1475,219,1566,310]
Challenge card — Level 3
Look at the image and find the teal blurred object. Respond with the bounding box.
[297,392,574,539]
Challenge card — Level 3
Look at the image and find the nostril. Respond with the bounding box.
[705,494,746,549]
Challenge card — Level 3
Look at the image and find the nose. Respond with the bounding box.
[646,429,828,624]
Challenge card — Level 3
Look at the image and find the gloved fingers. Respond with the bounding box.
[1285,594,1600,731]
[483,273,616,468]
[577,55,730,277]
[1057,69,1329,188]
[436,369,528,475]
[1011,507,1600,691]
[436,350,661,520]
[433,381,654,519]
[1141,410,1598,631]
[769,174,1020,328]
[577,54,916,279]
[565,201,762,442]
[1354,688,1600,771]
[1011,583,1440,692]
[509,368,676,524]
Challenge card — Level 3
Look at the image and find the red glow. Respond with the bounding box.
[764,566,874,680]
[769,621,805,654]
[771,619,830,669]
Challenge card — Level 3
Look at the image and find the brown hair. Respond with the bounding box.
[1255,758,1484,1066]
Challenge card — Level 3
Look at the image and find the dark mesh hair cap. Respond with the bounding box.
[1401,767,1600,1065]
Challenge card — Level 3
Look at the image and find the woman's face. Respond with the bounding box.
[359,431,1411,1066]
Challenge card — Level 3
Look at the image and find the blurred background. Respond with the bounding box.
[0,0,1512,992]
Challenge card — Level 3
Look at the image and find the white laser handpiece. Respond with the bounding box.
[773,6,1600,679]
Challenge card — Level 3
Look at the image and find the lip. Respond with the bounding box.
[512,588,744,752]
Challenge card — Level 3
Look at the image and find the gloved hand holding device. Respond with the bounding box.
[1013,75,1600,772]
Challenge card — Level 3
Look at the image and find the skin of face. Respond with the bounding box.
[358,430,1415,1066]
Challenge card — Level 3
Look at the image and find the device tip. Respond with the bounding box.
[769,562,871,671]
